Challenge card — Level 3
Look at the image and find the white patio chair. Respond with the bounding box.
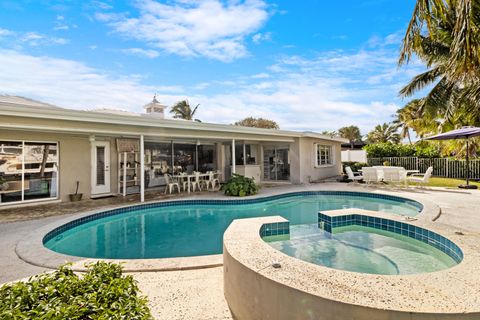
[164,174,180,194]
[178,173,190,192]
[206,171,220,190]
[361,167,381,184]
[191,172,203,192]
[345,167,363,182]
[407,167,433,186]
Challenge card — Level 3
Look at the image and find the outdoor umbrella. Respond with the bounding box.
[425,126,480,189]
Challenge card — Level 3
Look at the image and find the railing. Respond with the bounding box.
[367,157,480,179]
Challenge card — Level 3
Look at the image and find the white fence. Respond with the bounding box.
[367,157,480,179]
[341,150,367,163]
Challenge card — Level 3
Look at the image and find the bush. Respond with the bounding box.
[342,162,369,172]
[0,262,152,320]
[364,142,441,158]
[222,174,260,197]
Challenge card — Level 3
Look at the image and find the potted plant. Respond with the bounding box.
[69,181,83,201]
[222,174,260,197]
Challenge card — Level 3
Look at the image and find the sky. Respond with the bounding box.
[0,0,424,134]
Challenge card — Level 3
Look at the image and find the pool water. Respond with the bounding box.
[44,193,421,259]
[266,224,457,275]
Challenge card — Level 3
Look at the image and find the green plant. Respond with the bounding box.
[342,162,368,172]
[0,262,152,319]
[222,174,260,197]
[383,160,390,166]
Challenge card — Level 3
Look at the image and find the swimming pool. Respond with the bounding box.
[43,191,422,259]
[265,224,458,275]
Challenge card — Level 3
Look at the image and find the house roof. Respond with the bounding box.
[0,95,348,143]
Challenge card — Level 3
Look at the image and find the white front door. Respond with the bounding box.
[91,141,111,195]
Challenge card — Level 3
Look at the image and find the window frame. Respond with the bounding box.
[0,139,59,206]
[314,143,334,167]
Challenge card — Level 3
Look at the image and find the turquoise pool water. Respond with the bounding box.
[44,192,421,259]
[266,224,457,275]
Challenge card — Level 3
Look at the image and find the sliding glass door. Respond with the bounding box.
[263,146,290,181]
[0,140,58,205]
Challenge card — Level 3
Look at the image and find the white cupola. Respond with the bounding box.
[143,95,166,119]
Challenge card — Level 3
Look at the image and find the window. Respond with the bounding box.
[315,144,333,166]
[233,143,257,165]
[0,140,58,205]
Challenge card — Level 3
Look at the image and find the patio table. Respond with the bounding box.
[173,173,215,194]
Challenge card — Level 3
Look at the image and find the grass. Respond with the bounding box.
[410,177,480,188]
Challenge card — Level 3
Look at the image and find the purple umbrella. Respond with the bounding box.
[425,126,480,189]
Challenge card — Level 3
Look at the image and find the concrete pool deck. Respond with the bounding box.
[1,183,480,319]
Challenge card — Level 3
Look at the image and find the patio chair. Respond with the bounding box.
[164,174,180,194]
[361,167,381,184]
[206,171,220,190]
[407,167,433,186]
[177,173,190,192]
[382,167,407,186]
[345,167,363,182]
[191,172,203,192]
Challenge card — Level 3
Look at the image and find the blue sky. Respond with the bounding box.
[0,0,423,133]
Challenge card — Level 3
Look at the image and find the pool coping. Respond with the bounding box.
[16,187,440,272]
[223,212,480,316]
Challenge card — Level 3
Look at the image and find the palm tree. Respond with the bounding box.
[367,123,401,144]
[400,0,480,85]
[399,0,480,119]
[338,126,362,149]
[170,100,201,121]
[394,100,424,143]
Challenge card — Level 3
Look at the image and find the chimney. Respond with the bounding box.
[143,95,166,119]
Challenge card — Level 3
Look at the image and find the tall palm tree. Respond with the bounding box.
[338,126,362,149]
[170,100,201,121]
[399,0,480,120]
[400,0,480,84]
[394,99,425,143]
[367,123,401,144]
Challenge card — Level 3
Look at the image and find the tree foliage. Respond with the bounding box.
[170,100,200,121]
[364,142,441,158]
[338,126,362,149]
[366,123,401,144]
[234,117,280,129]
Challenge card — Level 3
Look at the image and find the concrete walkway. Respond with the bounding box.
[1,183,479,319]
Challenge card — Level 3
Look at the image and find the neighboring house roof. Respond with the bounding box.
[0,95,348,144]
[341,141,367,149]
[0,95,62,109]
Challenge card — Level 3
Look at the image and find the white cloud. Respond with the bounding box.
[21,32,69,46]
[0,31,424,134]
[0,28,13,37]
[252,32,272,44]
[96,0,270,62]
[120,47,160,58]
[0,50,181,110]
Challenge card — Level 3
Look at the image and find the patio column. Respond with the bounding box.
[232,139,236,174]
[140,135,145,202]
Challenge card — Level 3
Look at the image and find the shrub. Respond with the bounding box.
[364,142,441,158]
[0,262,152,320]
[342,162,369,172]
[222,174,260,197]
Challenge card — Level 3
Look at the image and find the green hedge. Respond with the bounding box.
[222,174,260,197]
[364,142,440,158]
[342,162,369,172]
[0,262,152,320]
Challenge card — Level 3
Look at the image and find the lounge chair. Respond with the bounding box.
[407,167,433,186]
[345,167,363,182]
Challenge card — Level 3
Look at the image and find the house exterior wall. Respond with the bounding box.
[290,137,342,183]
[0,129,90,201]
